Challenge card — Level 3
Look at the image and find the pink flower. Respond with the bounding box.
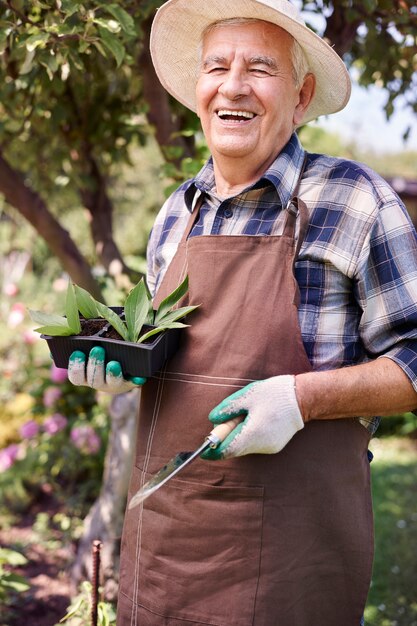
[23,329,39,345]
[7,303,26,328]
[43,386,62,408]
[53,277,68,292]
[70,425,101,455]
[50,363,68,384]
[20,420,40,439]
[43,413,68,435]
[4,283,19,297]
[0,444,20,472]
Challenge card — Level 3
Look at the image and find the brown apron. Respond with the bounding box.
[117,193,373,626]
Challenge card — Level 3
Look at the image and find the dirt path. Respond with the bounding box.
[0,493,74,626]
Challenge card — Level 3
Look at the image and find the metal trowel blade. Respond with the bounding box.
[128,439,210,509]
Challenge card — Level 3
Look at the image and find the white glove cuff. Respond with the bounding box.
[270,375,304,432]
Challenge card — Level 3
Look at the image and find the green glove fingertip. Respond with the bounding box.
[69,350,86,364]
[106,360,122,377]
[130,376,147,386]
[89,346,106,362]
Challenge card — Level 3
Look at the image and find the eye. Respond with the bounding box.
[249,67,271,76]
[208,66,228,74]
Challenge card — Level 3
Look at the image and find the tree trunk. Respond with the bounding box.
[323,4,361,57]
[0,150,103,300]
[138,17,196,166]
[79,153,143,290]
[71,390,139,600]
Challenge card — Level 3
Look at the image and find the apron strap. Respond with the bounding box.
[283,153,309,259]
[283,197,310,260]
[181,192,205,242]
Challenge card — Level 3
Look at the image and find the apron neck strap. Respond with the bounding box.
[283,153,309,258]
[181,192,205,242]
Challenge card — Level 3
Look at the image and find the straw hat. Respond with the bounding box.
[150,0,351,124]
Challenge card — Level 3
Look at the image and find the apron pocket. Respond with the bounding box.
[135,475,264,626]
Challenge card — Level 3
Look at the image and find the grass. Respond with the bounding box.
[365,437,417,626]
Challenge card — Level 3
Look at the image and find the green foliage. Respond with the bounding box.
[29,276,200,343]
[300,0,417,124]
[0,548,30,606]
[0,1,144,187]
[60,581,116,626]
[365,438,417,625]
[375,412,417,438]
[0,361,104,516]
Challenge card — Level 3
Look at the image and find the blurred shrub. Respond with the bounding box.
[0,547,30,615]
[60,581,116,626]
[0,362,106,516]
[376,412,417,439]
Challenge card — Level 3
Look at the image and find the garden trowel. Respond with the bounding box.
[128,416,242,509]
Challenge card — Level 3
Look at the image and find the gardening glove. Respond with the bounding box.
[202,375,304,460]
[68,346,146,394]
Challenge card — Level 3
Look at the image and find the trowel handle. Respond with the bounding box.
[208,416,244,448]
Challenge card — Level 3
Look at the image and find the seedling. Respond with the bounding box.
[29,276,199,344]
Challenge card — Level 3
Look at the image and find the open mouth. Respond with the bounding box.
[217,109,256,122]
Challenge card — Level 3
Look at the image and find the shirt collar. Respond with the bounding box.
[184,133,306,212]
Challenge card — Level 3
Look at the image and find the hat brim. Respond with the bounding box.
[150,0,351,124]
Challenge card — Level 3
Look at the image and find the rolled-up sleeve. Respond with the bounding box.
[355,197,417,391]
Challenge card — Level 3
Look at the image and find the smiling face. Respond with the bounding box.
[196,21,315,183]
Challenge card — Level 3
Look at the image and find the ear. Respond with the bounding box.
[293,73,316,126]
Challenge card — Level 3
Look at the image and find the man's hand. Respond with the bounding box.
[68,346,146,394]
[202,375,304,460]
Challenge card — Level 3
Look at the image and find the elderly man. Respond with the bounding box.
[69,1,417,624]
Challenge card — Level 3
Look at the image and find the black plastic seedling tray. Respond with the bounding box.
[41,308,182,378]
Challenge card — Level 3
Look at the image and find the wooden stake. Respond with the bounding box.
[91,540,102,626]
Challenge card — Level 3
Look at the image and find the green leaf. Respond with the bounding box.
[0,548,27,567]
[144,280,155,324]
[156,305,200,325]
[25,32,50,52]
[93,17,121,34]
[33,324,77,336]
[39,52,59,80]
[74,284,99,319]
[155,275,190,324]
[98,26,125,67]
[28,309,70,328]
[19,49,36,75]
[60,0,82,18]
[124,279,151,342]
[92,39,108,59]
[59,594,86,622]
[65,282,82,333]
[95,302,129,341]
[138,322,188,344]
[0,573,30,593]
[102,4,136,37]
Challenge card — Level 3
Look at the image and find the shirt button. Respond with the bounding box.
[224,208,233,218]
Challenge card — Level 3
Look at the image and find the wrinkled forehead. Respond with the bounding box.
[199,19,295,70]
[201,18,294,48]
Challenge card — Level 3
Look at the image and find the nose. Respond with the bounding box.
[218,68,251,100]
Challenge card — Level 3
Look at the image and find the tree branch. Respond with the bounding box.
[0,149,103,300]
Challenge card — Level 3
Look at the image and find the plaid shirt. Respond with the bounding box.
[147,133,417,434]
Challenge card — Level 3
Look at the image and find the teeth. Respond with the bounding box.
[217,110,255,119]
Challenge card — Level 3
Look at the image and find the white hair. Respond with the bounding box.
[199,18,310,87]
